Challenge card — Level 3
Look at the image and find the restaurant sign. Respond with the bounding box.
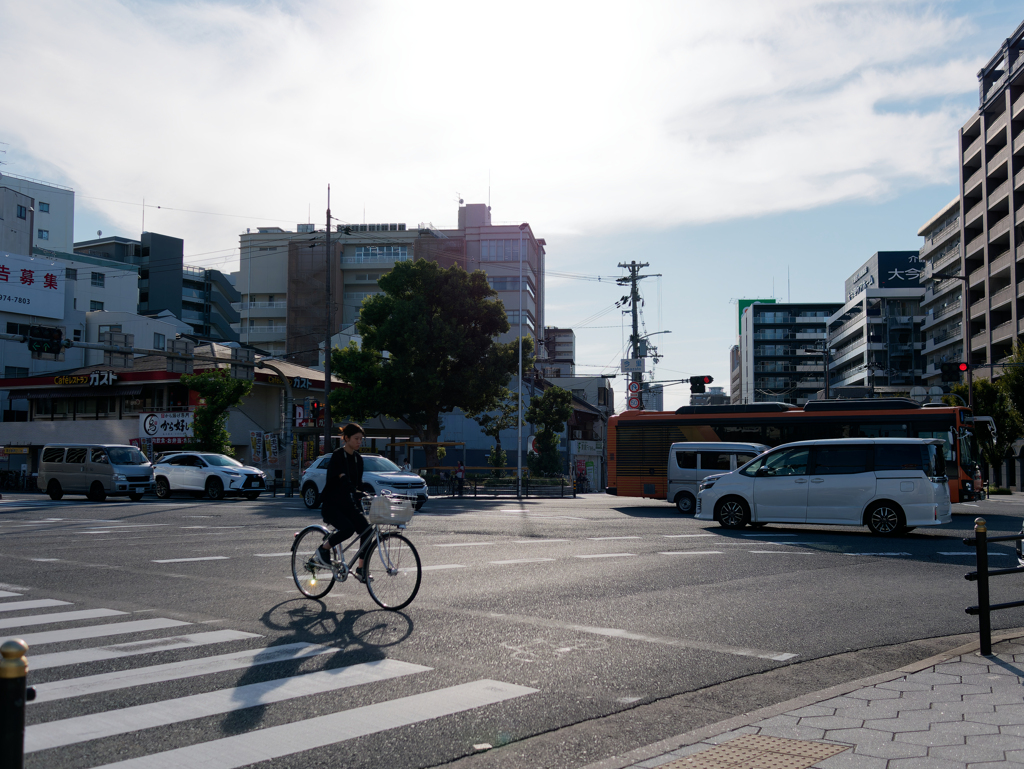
[140,412,194,443]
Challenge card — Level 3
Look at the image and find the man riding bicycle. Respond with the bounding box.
[315,423,373,582]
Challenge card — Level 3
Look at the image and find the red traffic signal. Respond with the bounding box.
[689,375,714,394]
[957,363,969,372]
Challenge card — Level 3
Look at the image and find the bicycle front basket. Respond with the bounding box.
[366,494,415,525]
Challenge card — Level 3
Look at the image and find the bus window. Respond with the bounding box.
[959,431,979,470]
[856,424,909,438]
[917,431,955,462]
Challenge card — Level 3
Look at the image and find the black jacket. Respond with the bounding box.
[320,448,363,518]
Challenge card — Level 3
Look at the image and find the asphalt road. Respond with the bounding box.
[1,489,1022,769]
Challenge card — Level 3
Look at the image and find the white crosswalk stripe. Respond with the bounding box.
[0,607,125,630]
[30,630,261,670]
[18,617,191,646]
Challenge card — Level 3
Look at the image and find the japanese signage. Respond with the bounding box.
[570,440,603,455]
[267,375,314,390]
[845,252,923,301]
[621,358,644,373]
[54,371,118,387]
[140,412,194,443]
[249,431,264,466]
[0,251,66,319]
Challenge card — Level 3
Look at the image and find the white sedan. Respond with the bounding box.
[301,453,428,510]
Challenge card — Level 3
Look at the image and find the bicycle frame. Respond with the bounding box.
[300,522,406,581]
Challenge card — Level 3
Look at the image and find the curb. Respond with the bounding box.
[578,627,1024,769]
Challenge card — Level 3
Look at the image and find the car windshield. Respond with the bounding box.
[362,455,401,473]
[200,454,243,467]
[106,447,148,465]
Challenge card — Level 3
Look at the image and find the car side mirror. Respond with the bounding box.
[755,467,769,477]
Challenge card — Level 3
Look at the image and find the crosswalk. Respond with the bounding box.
[2,589,536,768]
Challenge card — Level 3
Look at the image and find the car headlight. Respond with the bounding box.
[224,471,240,476]
[114,474,127,481]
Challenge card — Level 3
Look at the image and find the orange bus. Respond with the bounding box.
[607,398,981,505]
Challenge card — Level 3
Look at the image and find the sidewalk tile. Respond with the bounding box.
[923,721,1001,737]
[928,701,997,715]
[850,741,928,759]
[886,757,965,769]
[962,691,1024,705]
[967,733,1024,750]
[797,716,865,730]
[968,762,1024,769]
[962,672,1024,687]
[814,752,885,769]
[863,714,961,732]
[993,702,1024,715]
[927,743,1006,762]
[895,731,966,747]
[844,687,901,700]
[789,705,838,717]
[967,711,1024,726]
[702,727,758,745]
[891,690,965,704]
[824,727,903,743]
[757,724,827,740]
[875,679,939,692]
[931,683,997,696]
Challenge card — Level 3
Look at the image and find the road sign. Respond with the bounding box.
[627,396,641,410]
[621,359,645,373]
[627,381,641,393]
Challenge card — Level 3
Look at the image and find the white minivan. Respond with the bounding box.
[37,444,154,502]
[667,442,769,513]
[695,438,951,535]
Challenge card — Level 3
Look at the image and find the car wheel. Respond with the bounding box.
[866,502,904,536]
[674,492,696,514]
[302,483,321,509]
[716,497,749,529]
[206,477,225,501]
[129,491,144,502]
[87,482,107,502]
[155,477,171,499]
[47,480,63,501]
[244,491,261,500]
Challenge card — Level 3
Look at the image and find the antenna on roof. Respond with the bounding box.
[97,230,102,238]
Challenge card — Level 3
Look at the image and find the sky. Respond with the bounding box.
[2,0,1022,412]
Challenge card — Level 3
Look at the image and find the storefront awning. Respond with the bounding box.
[8,386,143,400]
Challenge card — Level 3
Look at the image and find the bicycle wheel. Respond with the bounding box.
[366,532,421,610]
[292,527,336,599]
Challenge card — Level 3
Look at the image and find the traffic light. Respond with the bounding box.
[689,375,713,394]
[940,362,969,381]
[27,325,64,355]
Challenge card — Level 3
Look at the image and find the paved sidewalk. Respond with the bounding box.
[587,631,1024,769]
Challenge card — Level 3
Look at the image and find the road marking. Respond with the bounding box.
[32,642,335,702]
[514,539,570,543]
[89,679,537,769]
[0,608,125,630]
[575,553,636,559]
[588,536,642,541]
[26,658,432,752]
[0,590,23,598]
[748,550,817,555]
[662,533,714,538]
[740,533,797,537]
[29,558,60,562]
[419,564,466,571]
[152,556,229,563]
[658,551,724,556]
[30,630,261,670]
[490,558,556,565]
[435,542,495,548]
[939,552,1009,557]
[0,599,71,613]
[254,552,292,557]
[17,618,191,647]
[843,552,912,557]
[962,503,979,507]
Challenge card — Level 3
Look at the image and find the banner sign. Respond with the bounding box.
[140,412,194,442]
[0,251,66,319]
[249,431,264,466]
[267,433,280,465]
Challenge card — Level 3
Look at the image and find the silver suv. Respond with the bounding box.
[153,452,267,500]
[301,453,428,510]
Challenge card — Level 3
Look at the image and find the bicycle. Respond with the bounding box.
[291,492,422,610]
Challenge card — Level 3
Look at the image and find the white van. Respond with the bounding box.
[37,444,154,502]
[695,438,952,535]
[668,442,770,513]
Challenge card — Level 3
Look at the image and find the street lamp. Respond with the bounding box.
[517,222,529,500]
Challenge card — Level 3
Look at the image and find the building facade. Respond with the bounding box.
[542,327,575,377]
[827,252,926,393]
[729,344,742,403]
[0,187,35,254]
[0,172,75,253]
[919,197,964,387]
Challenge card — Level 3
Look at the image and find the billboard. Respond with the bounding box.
[738,298,775,335]
[0,251,66,319]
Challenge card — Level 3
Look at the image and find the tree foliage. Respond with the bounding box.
[470,389,524,476]
[329,260,532,466]
[525,386,573,477]
[948,379,1021,471]
[180,369,253,454]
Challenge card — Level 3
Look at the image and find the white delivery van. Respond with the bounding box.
[667,442,769,513]
[37,444,154,502]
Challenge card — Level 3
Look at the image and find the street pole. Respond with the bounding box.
[517,223,528,499]
[324,186,333,456]
[245,231,251,346]
[616,261,650,408]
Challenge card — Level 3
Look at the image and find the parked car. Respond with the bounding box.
[694,438,951,536]
[153,452,266,500]
[301,453,428,510]
[38,444,154,502]
[667,441,769,513]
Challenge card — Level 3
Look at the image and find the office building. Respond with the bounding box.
[0,172,75,253]
[729,344,742,403]
[0,187,35,254]
[919,198,964,387]
[827,252,926,393]
[739,301,842,404]
[541,327,575,377]
[691,386,730,406]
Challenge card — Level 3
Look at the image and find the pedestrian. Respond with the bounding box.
[315,423,373,582]
[402,458,412,473]
[456,460,466,497]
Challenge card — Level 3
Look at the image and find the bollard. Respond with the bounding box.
[974,518,992,655]
[0,638,35,769]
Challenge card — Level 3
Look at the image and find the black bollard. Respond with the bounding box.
[0,639,34,769]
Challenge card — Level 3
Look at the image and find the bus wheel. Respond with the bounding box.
[717,498,749,530]
[674,492,695,514]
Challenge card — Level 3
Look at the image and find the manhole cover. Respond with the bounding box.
[662,734,850,769]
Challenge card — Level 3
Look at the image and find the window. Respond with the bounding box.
[479,239,522,262]
[99,324,122,334]
[6,323,29,336]
[4,366,28,378]
[875,444,926,472]
[90,301,104,311]
[73,329,82,341]
[267,295,274,303]
[16,205,26,220]
[813,446,872,475]
[759,447,809,477]
[698,453,732,471]
[735,453,759,467]
[41,447,65,463]
[352,245,408,262]
[675,451,697,469]
[571,389,586,402]
[91,272,105,287]
[154,333,165,350]
[65,268,77,280]
[38,202,50,213]
[91,449,109,464]
[37,229,49,240]
[65,448,88,464]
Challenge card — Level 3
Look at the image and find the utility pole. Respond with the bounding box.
[616,261,654,407]
[323,186,333,456]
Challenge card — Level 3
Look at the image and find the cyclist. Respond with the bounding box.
[315,422,373,582]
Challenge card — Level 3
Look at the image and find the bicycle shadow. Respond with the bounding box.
[217,598,415,736]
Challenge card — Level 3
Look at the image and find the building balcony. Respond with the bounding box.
[1014,131,1024,155]
[925,328,963,354]
[929,244,961,274]
[240,328,287,343]
[963,134,984,164]
[990,250,1012,278]
[992,320,1015,344]
[1014,91,1024,119]
[989,214,1012,243]
[970,297,988,318]
[964,199,985,229]
[341,254,412,265]
[1017,204,1024,227]
[964,167,984,195]
[920,220,961,257]
[972,330,988,350]
[1015,167,1024,190]
[988,178,1010,207]
[964,231,986,258]
[987,145,1009,175]
[991,284,1013,310]
[968,263,987,288]
[923,301,963,330]
[986,111,1008,142]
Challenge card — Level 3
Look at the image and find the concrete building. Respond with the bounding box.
[541,327,575,377]
[234,203,546,366]
[729,344,742,403]
[82,311,179,366]
[739,301,842,404]
[0,172,75,253]
[547,376,615,417]
[691,386,730,406]
[826,252,926,393]
[1,187,35,254]
[74,233,240,342]
[956,21,1024,374]
[918,198,964,387]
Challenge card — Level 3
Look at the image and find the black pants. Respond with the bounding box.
[322,504,372,554]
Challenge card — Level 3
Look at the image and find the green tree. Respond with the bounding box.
[470,389,524,477]
[179,369,253,454]
[525,386,573,477]
[330,259,531,467]
[948,378,1021,480]
[998,340,1024,424]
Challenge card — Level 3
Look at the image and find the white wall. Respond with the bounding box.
[0,174,75,253]
[84,311,178,365]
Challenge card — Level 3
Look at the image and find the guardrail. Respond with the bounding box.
[427,476,575,499]
[964,517,1024,655]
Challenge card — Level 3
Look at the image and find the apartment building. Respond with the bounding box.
[739,301,842,404]
[542,327,575,377]
[729,344,741,403]
[0,186,35,254]
[235,203,546,367]
[958,21,1024,372]
[919,198,964,387]
[0,172,75,253]
[827,252,926,393]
